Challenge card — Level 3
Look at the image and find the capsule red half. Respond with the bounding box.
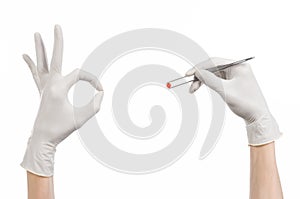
[166,82,171,89]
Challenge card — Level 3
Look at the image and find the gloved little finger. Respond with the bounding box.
[23,54,41,92]
[23,54,37,76]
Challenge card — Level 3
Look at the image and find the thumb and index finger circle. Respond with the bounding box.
[65,69,104,128]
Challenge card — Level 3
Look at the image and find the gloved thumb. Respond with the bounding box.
[196,69,226,98]
[74,91,104,128]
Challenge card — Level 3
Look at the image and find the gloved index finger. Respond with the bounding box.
[65,69,103,91]
[185,68,196,76]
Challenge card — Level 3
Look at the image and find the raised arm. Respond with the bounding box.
[21,25,104,199]
[186,57,283,198]
[250,142,283,199]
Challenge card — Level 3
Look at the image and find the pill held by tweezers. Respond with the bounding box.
[166,57,254,89]
[166,82,172,88]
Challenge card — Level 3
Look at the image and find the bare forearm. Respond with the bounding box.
[250,142,283,199]
[27,171,54,199]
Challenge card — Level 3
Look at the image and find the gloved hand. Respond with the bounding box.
[186,57,281,146]
[21,25,104,176]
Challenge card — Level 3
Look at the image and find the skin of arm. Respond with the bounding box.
[27,172,54,199]
[250,142,283,199]
[25,141,283,199]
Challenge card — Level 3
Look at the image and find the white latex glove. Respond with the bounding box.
[186,57,281,146]
[21,25,104,176]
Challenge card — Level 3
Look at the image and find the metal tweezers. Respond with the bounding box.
[167,57,254,89]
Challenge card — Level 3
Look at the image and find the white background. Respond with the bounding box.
[1,0,299,198]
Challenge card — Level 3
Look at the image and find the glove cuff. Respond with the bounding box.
[246,114,282,146]
[20,136,56,177]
